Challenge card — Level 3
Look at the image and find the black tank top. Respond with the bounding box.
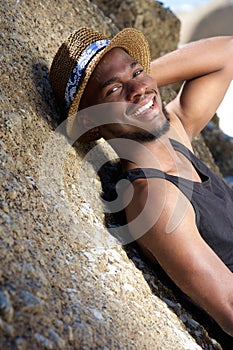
[122,139,233,272]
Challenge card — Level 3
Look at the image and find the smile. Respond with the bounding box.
[132,99,154,117]
[125,96,157,119]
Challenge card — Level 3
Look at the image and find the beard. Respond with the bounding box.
[115,108,170,142]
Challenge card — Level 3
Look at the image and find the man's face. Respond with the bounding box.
[80,48,169,142]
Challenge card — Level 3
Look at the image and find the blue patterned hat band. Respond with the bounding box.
[65,39,110,108]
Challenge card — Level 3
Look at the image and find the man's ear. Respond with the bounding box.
[76,112,100,142]
[78,113,95,129]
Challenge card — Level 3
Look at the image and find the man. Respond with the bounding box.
[49,27,233,337]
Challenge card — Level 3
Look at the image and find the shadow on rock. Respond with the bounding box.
[32,59,61,129]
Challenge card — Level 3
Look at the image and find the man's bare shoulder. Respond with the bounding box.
[165,103,195,146]
[124,175,194,233]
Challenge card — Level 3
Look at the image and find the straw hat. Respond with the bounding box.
[49,27,151,142]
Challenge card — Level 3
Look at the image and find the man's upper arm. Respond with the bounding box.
[168,68,233,140]
[125,179,233,335]
[151,36,233,139]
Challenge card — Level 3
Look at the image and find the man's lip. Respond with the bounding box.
[125,95,157,118]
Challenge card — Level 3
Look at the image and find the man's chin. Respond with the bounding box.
[116,117,170,143]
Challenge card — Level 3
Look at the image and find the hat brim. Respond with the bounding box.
[66,28,151,142]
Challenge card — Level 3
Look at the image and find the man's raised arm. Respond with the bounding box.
[150,36,233,139]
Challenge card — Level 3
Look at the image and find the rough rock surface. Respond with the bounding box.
[91,0,181,58]
[202,121,233,179]
[0,0,226,349]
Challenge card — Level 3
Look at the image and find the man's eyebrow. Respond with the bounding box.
[102,77,118,89]
[131,61,139,68]
[101,61,141,89]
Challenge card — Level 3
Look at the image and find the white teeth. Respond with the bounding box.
[133,99,153,117]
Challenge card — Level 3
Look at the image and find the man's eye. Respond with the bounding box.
[133,69,143,78]
[107,85,120,96]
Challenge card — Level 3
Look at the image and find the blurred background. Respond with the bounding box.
[163,0,233,136]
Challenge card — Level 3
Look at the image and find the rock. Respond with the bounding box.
[91,0,181,58]
[0,290,14,322]
[202,121,233,178]
[17,290,43,313]
[178,0,233,44]
[0,0,225,349]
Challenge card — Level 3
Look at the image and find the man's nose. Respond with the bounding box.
[125,80,147,102]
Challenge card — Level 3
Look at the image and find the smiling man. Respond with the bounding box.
[79,47,170,143]
[49,27,233,339]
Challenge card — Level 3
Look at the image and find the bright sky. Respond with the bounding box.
[162,0,211,13]
[217,81,233,137]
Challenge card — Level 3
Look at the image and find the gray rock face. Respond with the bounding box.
[202,121,233,180]
[91,0,181,57]
[0,0,223,349]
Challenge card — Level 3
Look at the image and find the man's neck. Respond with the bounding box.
[112,133,178,173]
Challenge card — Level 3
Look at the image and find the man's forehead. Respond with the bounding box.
[93,48,139,79]
[100,47,135,65]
